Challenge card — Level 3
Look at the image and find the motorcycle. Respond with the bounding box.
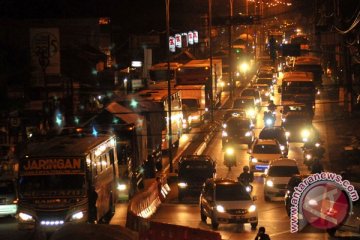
[224,146,236,171]
[302,141,325,170]
[264,111,276,127]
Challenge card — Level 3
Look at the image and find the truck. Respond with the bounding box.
[176,58,223,109]
[82,102,148,199]
[175,84,206,131]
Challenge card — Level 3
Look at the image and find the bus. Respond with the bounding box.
[280,71,316,114]
[290,34,310,50]
[119,89,183,152]
[293,56,323,86]
[17,133,118,231]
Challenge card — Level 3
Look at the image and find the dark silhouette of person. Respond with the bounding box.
[238,166,254,185]
[88,186,98,223]
[255,226,271,240]
[311,158,324,174]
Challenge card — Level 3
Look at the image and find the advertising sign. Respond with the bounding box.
[193,30,199,43]
[181,33,188,48]
[175,34,182,48]
[30,28,61,75]
[20,158,85,175]
[169,36,176,53]
[188,31,194,45]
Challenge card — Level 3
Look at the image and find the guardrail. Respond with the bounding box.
[125,174,221,240]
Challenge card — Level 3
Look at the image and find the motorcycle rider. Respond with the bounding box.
[267,100,276,112]
[238,166,254,185]
[311,158,324,174]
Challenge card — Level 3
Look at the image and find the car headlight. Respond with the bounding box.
[251,157,257,163]
[305,154,312,160]
[19,212,34,222]
[266,180,274,187]
[247,109,256,117]
[71,211,84,221]
[189,115,199,120]
[265,118,273,126]
[245,186,252,192]
[222,123,227,128]
[280,145,285,151]
[301,129,310,138]
[178,182,188,188]
[315,142,320,147]
[285,131,290,137]
[225,147,234,155]
[245,131,251,137]
[255,99,260,104]
[302,137,308,142]
[265,92,270,96]
[222,131,228,137]
[117,183,127,191]
[248,204,256,213]
[282,118,286,122]
[216,205,225,213]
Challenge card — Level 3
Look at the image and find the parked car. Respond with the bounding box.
[258,126,289,157]
[177,155,216,201]
[248,139,283,173]
[0,178,18,218]
[264,158,300,201]
[199,178,258,230]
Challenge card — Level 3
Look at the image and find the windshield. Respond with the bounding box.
[149,69,175,82]
[282,81,314,94]
[259,130,286,143]
[268,166,299,177]
[19,175,86,197]
[182,99,199,110]
[256,78,272,85]
[241,89,255,97]
[216,184,251,201]
[0,181,15,194]
[226,119,250,130]
[233,99,254,109]
[179,161,213,179]
[253,144,281,154]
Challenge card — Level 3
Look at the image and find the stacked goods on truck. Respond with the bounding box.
[147,62,182,91]
[82,102,148,199]
[293,56,323,86]
[17,134,119,230]
[116,88,183,152]
[175,85,206,131]
[176,58,223,109]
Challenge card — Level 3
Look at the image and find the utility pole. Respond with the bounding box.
[208,0,214,122]
[229,0,234,100]
[166,0,173,172]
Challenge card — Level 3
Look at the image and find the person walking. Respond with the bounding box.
[255,226,271,240]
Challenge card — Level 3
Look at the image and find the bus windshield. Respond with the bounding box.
[282,81,314,94]
[149,69,175,82]
[19,175,86,197]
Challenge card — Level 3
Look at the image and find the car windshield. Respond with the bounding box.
[0,181,15,194]
[233,99,254,109]
[182,99,199,110]
[226,118,250,130]
[179,161,213,179]
[253,144,281,154]
[268,166,300,177]
[241,90,255,97]
[215,184,251,201]
[256,78,272,85]
[19,175,86,197]
[259,130,286,143]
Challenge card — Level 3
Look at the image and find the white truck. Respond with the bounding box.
[175,85,206,131]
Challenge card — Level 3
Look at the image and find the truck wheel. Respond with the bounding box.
[211,218,219,230]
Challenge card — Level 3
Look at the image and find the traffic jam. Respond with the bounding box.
[1,1,360,240]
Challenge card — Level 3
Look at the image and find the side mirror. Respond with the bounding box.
[252,196,257,201]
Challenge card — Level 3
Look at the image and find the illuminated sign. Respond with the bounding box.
[21,158,84,175]
[169,36,176,52]
[181,33,188,48]
[188,31,194,45]
[131,61,142,67]
[193,30,199,43]
[175,34,182,48]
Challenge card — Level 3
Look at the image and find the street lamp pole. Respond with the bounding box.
[228,0,234,100]
[208,0,214,122]
[166,0,173,172]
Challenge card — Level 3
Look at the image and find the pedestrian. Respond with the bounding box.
[255,226,270,240]
[88,185,98,223]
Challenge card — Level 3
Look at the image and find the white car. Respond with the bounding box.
[200,178,258,230]
[248,139,283,173]
[263,158,300,201]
